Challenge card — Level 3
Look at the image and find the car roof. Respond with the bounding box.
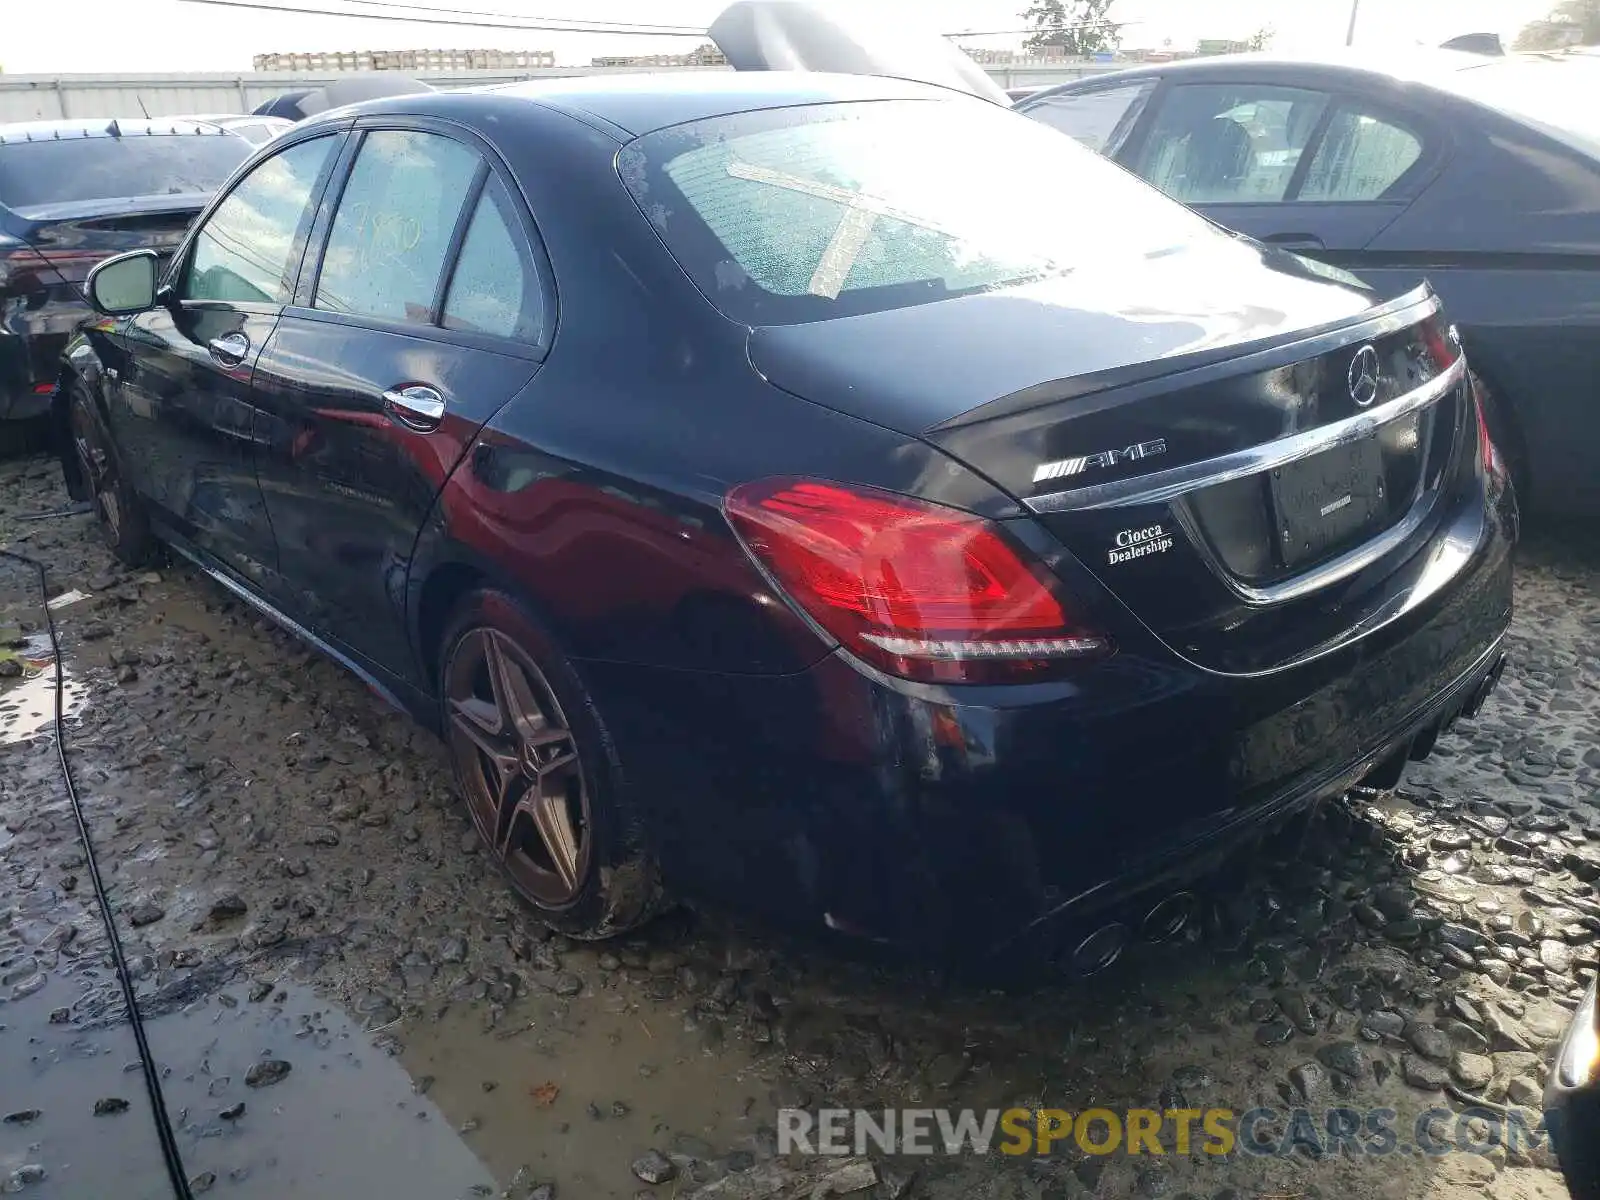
[0,117,235,144]
[1029,46,1583,93]
[328,69,961,138]
[1136,46,1494,81]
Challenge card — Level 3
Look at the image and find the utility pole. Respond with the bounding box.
[1346,0,1362,45]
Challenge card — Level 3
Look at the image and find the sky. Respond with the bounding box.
[0,0,1563,75]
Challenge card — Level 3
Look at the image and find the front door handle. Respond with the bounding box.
[382,383,447,431]
[207,331,250,366]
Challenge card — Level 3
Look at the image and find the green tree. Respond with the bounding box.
[1515,0,1600,48]
[1247,25,1276,51]
[1021,0,1120,57]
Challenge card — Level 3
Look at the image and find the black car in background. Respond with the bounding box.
[1016,49,1600,518]
[0,119,252,449]
[60,66,1514,963]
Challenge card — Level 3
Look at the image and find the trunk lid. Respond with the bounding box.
[744,240,1381,434]
[748,250,1473,674]
[6,193,206,297]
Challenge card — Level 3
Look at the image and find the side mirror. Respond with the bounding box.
[86,250,159,317]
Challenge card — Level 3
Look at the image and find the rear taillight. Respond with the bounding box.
[0,247,104,292]
[725,478,1110,684]
[1472,381,1504,481]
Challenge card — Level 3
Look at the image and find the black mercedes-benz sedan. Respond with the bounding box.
[57,68,1516,961]
[1015,49,1600,518]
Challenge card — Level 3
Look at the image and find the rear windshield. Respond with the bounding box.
[618,98,1216,325]
[0,133,252,210]
[1442,58,1600,156]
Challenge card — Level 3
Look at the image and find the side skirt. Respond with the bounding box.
[160,533,435,726]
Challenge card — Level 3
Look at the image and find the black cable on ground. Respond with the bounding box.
[0,546,196,1200]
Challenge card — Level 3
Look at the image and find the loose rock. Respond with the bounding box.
[244,1059,292,1088]
[631,1150,676,1185]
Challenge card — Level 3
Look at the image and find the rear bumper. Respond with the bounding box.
[1,325,69,422]
[582,484,1515,956]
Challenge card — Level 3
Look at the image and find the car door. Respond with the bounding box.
[1119,81,1442,259]
[250,120,550,688]
[109,131,346,583]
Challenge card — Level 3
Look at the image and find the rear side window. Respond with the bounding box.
[1298,105,1424,201]
[184,134,338,305]
[0,133,252,211]
[1134,84,1331,203]
[315,130,481,325]
[442,175,544,342]
[1023,81,1156,154]
[619,98,1214,325]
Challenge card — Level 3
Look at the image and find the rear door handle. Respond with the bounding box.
[207,331,250,366]
[1263,232,1326,252]
[382,383,447,431]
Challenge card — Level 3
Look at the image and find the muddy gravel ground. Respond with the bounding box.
[2,450,1597,1200]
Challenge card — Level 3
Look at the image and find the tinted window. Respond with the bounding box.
[0,132,252,211]
[315,130,480,325]
[1299,105,1424,201]
[1135,84,1330,203]
[442,176,544,342]
[619,98,1215,325]
[184,135,337,305]
[1023,81,1156,154]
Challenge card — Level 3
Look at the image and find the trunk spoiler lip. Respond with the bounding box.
[927,281,1442,434]
[10,192,213,225]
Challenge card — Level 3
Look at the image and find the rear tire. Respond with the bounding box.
[438,588,663,940]
[67,381,156,567]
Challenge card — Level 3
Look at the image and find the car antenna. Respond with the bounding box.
[137,94,151,119]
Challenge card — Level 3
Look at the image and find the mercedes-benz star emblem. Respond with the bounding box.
[1347,343,1381,409]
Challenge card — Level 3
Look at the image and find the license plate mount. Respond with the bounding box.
[1270,438,1388,569]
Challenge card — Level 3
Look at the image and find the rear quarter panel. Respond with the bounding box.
[404,100,1017,682]
[1370,102,1600,514]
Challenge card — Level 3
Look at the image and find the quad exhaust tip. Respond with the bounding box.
[1066,923,1130,977]
[1460,652,1508,720]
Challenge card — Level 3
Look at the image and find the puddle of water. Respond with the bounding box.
[0,631,87,746]
[405,995,771,1198]
[3,981,497,1199]
[0,965,169,1198]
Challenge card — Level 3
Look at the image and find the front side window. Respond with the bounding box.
[1134,84,1331,204]
[619,98,1216,325]
[1022,80,1157,155]
[315,130,481,325]
[183,135,337,305]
